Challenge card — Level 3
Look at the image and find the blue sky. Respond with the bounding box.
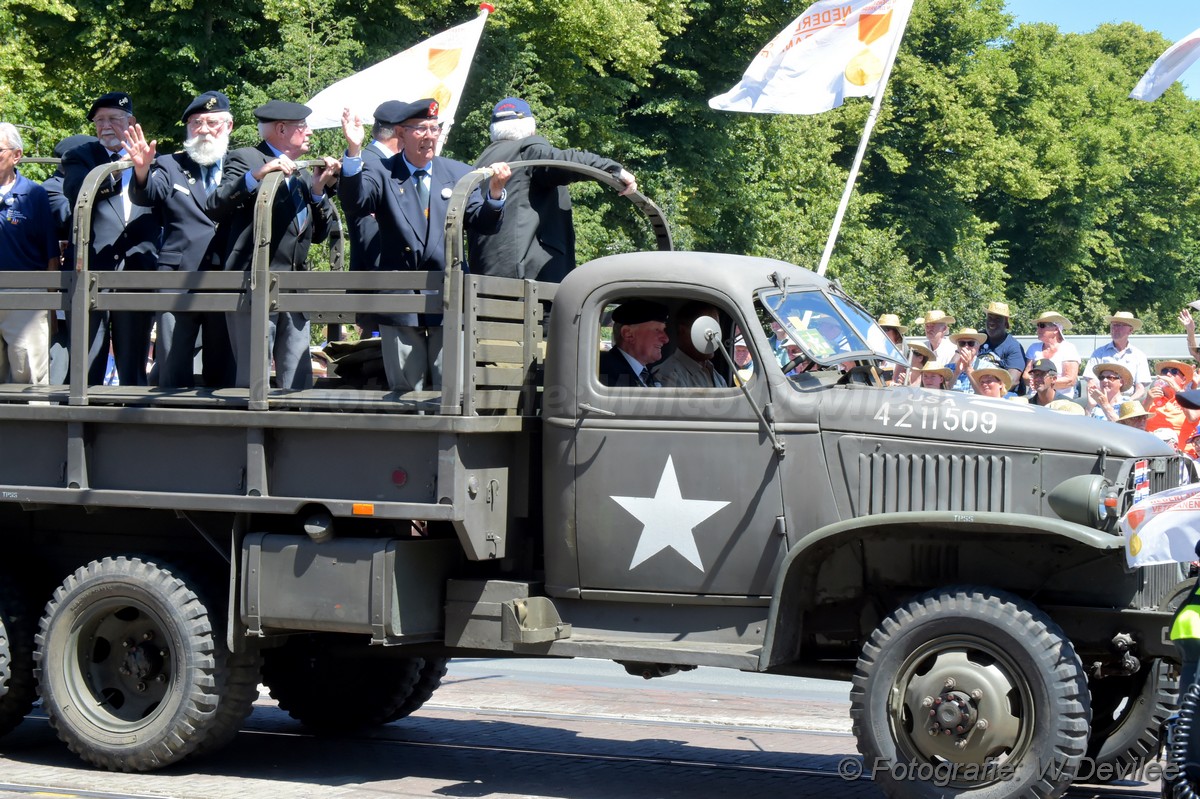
[1003,0,1198,97]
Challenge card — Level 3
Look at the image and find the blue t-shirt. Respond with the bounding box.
[0,172,58,271]
[977,333,1025,373]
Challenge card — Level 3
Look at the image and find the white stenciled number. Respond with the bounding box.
[960,409,979,433]
[873,404,890,426]
[942,406,961,432]
[895,405,913,428]
[981,411,998,435]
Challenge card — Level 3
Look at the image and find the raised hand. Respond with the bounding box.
[121,123,156,185]
[341,108,364,156]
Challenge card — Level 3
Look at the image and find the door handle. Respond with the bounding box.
[578,402,617,417]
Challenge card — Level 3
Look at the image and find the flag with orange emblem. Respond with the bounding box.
[1120,483,1200,568]
[709,0,914,115]
[305,6,491,135]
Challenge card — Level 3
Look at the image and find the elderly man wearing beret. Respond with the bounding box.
[599,299,670,387]
[204,99,340,391]
[62,91,163,386]
[124,91,237,388]
[339,99,511,393]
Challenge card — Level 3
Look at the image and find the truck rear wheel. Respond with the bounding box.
[0,578,37,739]
[33,557,258,771]
[1084,660,1177,779]
[383,656,449,723]
[262,634,423,730]
[850,587,1090,799]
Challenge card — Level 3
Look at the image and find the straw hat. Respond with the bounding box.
[1046,399,1086,415]
[1104,311,1142,332]
[917,363,954,384]
[1156,360,1196,385]
[986,301,1011,318]
[1033,311,1073,331]
[907,342,935,362]
[949,327,986,345]
[1115,401,1150,422]
[973,367,1013,391]
[1091,362,1133,391]
[876,313,909,333]
[921,310,956,327]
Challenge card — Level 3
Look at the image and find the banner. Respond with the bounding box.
[709,0,914,115]
[1130,25,1200,102]
[1120,483,1200,567]
[305,8,491,131]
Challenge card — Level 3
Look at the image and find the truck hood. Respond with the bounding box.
[814,384,1175,459]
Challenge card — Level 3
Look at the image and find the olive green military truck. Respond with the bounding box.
[0,160,1187,799]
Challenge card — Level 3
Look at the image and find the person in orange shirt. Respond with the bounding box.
[1146,360,1199,456]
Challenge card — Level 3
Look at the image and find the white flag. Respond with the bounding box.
[1130,25,1200,102]
[305,9,490,131]
[709,0,914,115]
[1120,483,1200,567]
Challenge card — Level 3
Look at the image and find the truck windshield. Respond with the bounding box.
[758,289,907,369]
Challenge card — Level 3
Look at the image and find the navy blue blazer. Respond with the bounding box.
[130,151,226,272]
[598,347,656,388]
[62,141,161,272]
[205,142,335,273]
[340,153,503,327]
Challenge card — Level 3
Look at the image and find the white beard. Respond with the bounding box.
[184,134,229,167]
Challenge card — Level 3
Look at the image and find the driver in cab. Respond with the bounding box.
[599,299,669,387]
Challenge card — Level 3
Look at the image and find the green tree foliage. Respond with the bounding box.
[3,0,1199,334]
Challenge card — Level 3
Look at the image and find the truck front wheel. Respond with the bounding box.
[34,557,257,771]
[850,587,1090,799]
[0,577,37,739]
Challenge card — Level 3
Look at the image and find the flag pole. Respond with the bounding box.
[815,12,908,277]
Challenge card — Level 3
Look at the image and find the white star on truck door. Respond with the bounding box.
[611,456,730,572]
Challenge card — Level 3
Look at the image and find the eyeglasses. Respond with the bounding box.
[1030,371,1056,378]
[1162,368,1185,377]
[279,121,311,131]
[92,115,129,127]
[958,341,978,348]
[401,123,442,137]
[1036,322,1056,329]
[1098,373,1121,381]
[188,115,228,131]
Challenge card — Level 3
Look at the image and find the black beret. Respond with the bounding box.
[181,91,231,123]
[373,100,409,125]
[87,92,133,121]
[394,98,440,123]
[612,299,669,325]
[53,134,98,158]
[253,100,312,122]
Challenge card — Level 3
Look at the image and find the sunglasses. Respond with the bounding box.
[1162,368,1185,377]
[1036,322,1056,329]
[959,341,978,347]
[1098,373,1122,381]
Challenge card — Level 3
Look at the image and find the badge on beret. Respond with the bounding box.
[429,100,439,117]
[205,96,217,110]
[119,96,129,107]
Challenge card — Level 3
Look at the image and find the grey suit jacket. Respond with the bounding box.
[62,141,161,272]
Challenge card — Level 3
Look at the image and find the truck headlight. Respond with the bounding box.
[1047,474,1115,530]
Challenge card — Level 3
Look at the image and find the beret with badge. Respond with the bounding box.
[87,92,133,121]
[181,91,230,124]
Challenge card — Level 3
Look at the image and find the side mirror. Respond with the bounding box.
[691,318,721,355]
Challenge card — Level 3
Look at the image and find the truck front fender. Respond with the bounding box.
[760,512,1131,670]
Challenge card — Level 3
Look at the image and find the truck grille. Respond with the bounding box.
[1120,455,1189,515]
[857,453,1013,515]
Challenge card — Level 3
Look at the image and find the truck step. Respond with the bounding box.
[530,636,762,671]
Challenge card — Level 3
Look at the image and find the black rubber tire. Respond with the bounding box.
[850,586,1090,799]
[262,634,423,731]
[1084,660,1178,780]
[33,557,258,771]
[0,578,38,739]
[383,656,450,723]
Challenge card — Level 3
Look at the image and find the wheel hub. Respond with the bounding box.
[930,690,978,735]
[122,635,164,681]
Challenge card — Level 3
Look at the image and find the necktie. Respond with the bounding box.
[202,165,215,195]
[703,360,716,386]
[289,175,309,231]
[413,169,430,217]
[639,367,653,387]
